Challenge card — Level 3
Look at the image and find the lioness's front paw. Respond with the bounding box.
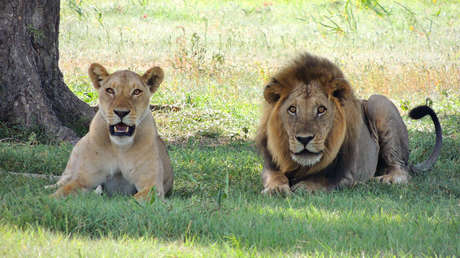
[50,190,64,199]
[134,187,165,203]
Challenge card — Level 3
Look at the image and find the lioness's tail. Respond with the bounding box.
[408,105,442,174]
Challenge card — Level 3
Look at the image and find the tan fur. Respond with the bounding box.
[52,64,173,201]
[257,53,441,194]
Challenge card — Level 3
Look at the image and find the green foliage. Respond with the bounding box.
[356,0,390,17]
[66,0,86,19]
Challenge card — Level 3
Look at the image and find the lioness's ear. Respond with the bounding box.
[142,66,164,93]
[263,79,283,104]
[88,63,109,89]
[330,78,352,102]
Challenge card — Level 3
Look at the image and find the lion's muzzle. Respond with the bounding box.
[290,135,324,166]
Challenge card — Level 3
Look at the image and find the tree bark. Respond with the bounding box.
[0,0,94,142]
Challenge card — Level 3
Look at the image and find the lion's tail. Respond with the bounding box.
[408,105,443,175]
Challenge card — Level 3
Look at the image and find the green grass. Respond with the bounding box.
[1,0,459,256]
[1,130,459,256]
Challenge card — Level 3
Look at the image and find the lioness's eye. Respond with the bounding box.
[288,105,297,114]
[133,89,142,95]
[317,105,327,115]
[106,88,114,94]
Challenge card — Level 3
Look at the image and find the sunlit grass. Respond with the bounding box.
[58,0,459,140]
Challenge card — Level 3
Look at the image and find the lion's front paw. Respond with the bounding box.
[261,182,291,195]
[291,180,328,193]
[261,171,291,195]
[374,167,410,184]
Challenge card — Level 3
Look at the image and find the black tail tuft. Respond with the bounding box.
[408,105,443,175]
[409,105,435,120]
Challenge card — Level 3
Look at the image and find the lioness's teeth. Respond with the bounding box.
[114,125,129,133]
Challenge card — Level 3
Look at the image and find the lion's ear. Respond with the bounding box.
[330,78,352,102]
[142,66,164,93]
[263,79,283,104]
[88,63,109,90]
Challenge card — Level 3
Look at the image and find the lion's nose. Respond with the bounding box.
[114,110,130,119]
[296,135,314,145]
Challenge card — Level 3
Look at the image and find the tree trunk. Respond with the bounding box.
[0,0,94,142]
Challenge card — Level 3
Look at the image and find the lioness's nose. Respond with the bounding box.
[114,110,130,119]
[296,135,314,145]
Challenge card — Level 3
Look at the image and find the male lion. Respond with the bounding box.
[256,53,442,194]
[51,64,173,200]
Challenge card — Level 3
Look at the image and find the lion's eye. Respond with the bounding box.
[288,105,297,115]
[106,88,114,94]
[133,89,142,96]
[317,105,327,115]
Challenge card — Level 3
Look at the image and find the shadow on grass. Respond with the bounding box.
[168,139,261,197]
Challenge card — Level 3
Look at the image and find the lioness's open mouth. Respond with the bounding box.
[109,123,135,137]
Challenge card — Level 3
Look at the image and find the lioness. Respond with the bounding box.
[256,53,442,194]
[52,64,173,200]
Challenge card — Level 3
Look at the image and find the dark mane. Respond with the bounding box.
[275,53,346,86]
